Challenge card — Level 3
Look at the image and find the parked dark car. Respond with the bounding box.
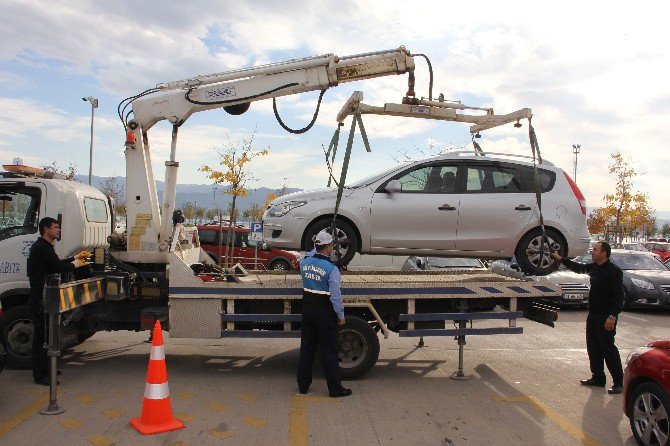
[491,257,590,308]
[401,256,488,271]
[624,339,670,446]
[576,250,670,310]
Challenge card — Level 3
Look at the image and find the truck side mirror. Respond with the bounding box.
[385,180,401,194]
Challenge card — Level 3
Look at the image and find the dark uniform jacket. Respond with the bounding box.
[27,237,75,306]
[561,258,624,316]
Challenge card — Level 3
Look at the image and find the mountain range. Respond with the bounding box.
[76,175,670,228]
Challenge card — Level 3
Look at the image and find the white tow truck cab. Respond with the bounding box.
[0,164,112,364]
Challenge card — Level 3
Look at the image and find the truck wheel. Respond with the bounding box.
[515,228,564,276]
[2,305,34,368]
[338,316,379,380]
[269,259,291,271]
[305,219,358,266]
[628,381,670,446]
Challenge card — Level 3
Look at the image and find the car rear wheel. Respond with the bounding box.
[269,259,291,271]
[515,228,565,276]
[304,219,358,266]
[628,381,670,446]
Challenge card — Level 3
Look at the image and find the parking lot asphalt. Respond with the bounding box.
[0,308,667,446]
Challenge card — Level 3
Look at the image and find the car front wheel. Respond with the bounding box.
[628,381,670,446]
[304,219,358,266]
[515,228,565,276]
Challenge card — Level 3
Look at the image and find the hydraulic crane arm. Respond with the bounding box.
[119,47,416,259]
[129,47,415,131]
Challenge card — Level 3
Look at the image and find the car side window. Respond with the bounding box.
[393,164,459,193]
[236,231,249,248]
[464,165,525,193]
[198,229,218,245]
[0,186,41,241]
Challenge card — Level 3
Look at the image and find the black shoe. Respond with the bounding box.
[299,388,309,395]
[330,388,352,398]
[580,378,606,387]
[33,376,60,386]
[607,385,623,395]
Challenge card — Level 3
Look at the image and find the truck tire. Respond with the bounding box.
[515,228,565,276]
[2,305,34,368]
[305,219,358,266]
[338,316,379,380]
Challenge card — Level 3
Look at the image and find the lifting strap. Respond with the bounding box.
[325,108,371,265]
[528,119,551,267]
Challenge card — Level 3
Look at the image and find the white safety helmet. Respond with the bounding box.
[313,229,334,246]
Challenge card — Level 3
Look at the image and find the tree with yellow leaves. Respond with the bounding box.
[200,134,269,267]
[601,151,655,243]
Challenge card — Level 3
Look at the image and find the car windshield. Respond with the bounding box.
[426,257,484,268]
[610,253,667,271]
[347,163,409,188]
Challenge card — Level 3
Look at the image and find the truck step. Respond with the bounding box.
[399,327,524,337]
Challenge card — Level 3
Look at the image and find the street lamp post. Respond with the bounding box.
[212,186,218,210]
[82,96,99,185]
[572,144,581,183]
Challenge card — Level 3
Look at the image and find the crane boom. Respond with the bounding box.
[119,47,416,259]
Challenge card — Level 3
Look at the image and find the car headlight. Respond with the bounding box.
[266,201,307,218]
[631,278,655,290]
[625,346,653,365]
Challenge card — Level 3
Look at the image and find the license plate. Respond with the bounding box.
[563,293,584,300]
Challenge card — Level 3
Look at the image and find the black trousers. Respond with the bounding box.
[586,313,623,385]
[297,299,343,395]
[31,304,49,380]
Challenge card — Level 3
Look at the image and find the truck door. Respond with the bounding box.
[370,162,459,252]
[0,182,46,294]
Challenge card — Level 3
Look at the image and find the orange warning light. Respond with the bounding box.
[126,132,136,144]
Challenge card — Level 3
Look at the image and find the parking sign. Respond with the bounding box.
[250,222,263,242]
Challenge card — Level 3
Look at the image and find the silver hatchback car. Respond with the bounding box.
[263,152,590,275]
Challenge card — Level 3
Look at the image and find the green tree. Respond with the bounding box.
[182,202,196,223]
[43,161,78,181]
[98,176,126,216]
[662,223,670,238]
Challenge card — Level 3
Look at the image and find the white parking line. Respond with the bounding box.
[618,313,648,322]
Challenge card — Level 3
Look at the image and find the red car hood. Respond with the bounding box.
[647,340,670,349]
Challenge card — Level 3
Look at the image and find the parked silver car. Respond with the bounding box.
[263,152,590,275]
[491,258,590,307]
[402,256,487,272]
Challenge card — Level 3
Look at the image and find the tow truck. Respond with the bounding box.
[0,46,561,379]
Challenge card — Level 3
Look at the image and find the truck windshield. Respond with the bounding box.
[0,186,40,241]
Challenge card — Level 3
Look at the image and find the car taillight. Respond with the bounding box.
[564,172,586,215]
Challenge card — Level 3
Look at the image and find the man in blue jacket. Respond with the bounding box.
[297,229,351,397]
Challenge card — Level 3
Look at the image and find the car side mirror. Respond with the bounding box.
[385,180,401,194]
[262,242,268,250]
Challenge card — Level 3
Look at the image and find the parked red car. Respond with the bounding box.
[623,340,670,446]
[197,225,300,271]
[643,242,670,263]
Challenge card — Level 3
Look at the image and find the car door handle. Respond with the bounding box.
[438,204,457,211]
[515,205,532,211]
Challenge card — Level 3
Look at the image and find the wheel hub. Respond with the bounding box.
[5,320,34,356]
[525,235,561,269]
[338,330,368,369]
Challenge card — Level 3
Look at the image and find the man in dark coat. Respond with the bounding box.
[551,241,624,394]
[27,217,88,386]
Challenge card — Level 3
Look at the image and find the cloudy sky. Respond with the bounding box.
[2,1,668,213]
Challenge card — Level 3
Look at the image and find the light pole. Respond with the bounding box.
[212,186,218,210]
[572,144,581,183]
[82,96,98,185]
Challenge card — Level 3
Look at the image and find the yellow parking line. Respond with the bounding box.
[494,396,602,446]
[0,394,50,438]
[289,395,338,446]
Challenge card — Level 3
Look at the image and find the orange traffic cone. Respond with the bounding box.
[130,320,185,435]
